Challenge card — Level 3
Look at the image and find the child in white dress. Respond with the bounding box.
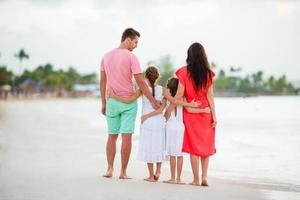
[163,78,210,184]
[108,66,166,182]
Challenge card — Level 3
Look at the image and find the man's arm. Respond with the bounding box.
[100,71,107,115]
[134,73,160,109]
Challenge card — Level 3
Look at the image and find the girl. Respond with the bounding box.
[163,78,210,185]
[109,66,166,182]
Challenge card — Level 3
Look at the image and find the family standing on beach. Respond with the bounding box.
[100,28,217,186]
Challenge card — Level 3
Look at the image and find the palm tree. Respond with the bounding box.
[14,49,29,75]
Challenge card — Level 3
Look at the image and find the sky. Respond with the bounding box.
[0,0,299,81]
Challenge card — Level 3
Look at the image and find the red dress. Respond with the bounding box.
[176,66,216,157]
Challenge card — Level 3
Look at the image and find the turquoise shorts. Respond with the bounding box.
[105,98,137,134]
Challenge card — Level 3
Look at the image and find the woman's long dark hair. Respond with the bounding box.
[145,66,159,97]
[186,42,212,91]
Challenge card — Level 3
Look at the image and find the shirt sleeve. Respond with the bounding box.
[130,54,142,74]
[175,67,185,86]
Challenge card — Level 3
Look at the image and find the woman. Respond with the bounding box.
[164,42,217,186]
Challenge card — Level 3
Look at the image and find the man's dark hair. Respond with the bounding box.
[121,28,140,42]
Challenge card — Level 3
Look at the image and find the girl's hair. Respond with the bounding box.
[145,66,159,97]
[186,42,212,91]
[167,78,179,97]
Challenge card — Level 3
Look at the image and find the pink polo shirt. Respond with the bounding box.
[100,48,142,97]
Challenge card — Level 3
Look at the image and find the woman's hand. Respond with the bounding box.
[212,116,217,128]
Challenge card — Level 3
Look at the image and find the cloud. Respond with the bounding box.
[0,0,299,79]
[276,0,300,18]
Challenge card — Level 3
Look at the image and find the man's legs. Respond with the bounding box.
[119,133,132,179]
[104,98,121,178]
[118,100,137,179]
[104,134,118,178]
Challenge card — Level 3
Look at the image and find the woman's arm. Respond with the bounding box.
[141,98,167,124]
[108,88,142,104]
[163,88,200,108]
[206,86,217,127]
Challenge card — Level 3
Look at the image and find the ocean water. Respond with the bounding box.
[131,96,300,190]
[209,96,300,189]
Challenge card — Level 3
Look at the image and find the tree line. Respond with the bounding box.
[0,49,97,96]
[0,50,299,97]
[150,56,299,96]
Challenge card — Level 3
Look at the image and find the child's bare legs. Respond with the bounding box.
[189,155,200,186]
[164,156,176,184]
[154,162,162,180]
[144,163,156,182]
[176,156,185,184]
[201,157,209,186]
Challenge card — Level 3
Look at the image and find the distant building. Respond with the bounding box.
[291,80,300,95]
[72,83,99,97]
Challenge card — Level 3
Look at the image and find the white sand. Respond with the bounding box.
[0,99,281,200]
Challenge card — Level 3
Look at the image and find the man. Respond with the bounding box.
[100,28,160,179]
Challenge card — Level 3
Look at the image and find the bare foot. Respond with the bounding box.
[119,174,132,179]
[201,179,209,186]
[163,179,177,184]
[103,173,113,178]
[176,179,186,185]
[153,173,160,181]
[189,181,201,186]
[103,169,113,178]
[144,177,156,182]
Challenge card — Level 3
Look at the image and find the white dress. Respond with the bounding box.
[137,85,166,163]
[165,103,185,157]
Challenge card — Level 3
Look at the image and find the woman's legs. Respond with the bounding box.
[201,157,209,186]
[190,154,200,185]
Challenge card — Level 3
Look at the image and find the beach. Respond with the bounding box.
[0,98,299,200]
